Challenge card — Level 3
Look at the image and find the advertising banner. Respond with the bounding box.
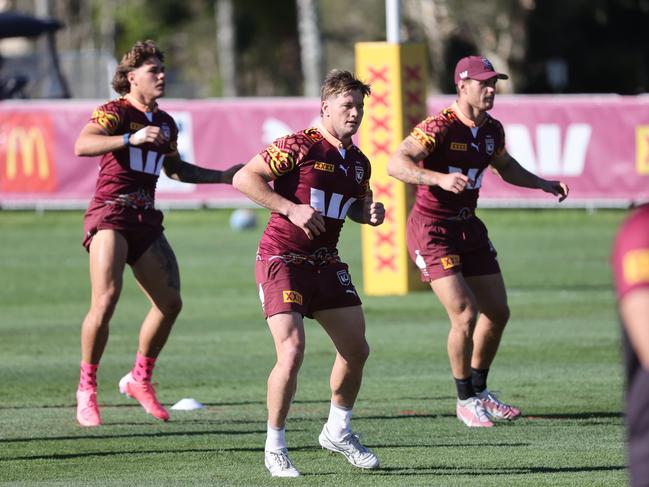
[1,96,648,208]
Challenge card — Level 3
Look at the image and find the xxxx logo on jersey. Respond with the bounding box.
[450,142,467,151]
[624,249,649,285]
[282,290,303,305]
[314,162,335,172]
[440,254,461,270]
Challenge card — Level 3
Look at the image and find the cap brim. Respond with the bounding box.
[472,72,509,81]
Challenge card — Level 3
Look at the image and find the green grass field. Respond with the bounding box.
[0,208,628,486]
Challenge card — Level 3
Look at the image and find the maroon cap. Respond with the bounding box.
[454,56,508,84]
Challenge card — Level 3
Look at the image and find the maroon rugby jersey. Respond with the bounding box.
[88,97,178,207]
[612,204,649,300]
[410,102,505,218]
[258,127,371,258]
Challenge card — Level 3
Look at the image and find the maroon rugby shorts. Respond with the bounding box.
[255,258,362,319]
[82,200,164,265]
[627,366,649,487]
[406,210,500,282]
[624,330,649,487]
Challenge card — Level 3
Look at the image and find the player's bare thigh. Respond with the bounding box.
[267,312,306,356]
[87,229,128,297]
[131,233,181,306]
[314,306,368,357]
[430,273,478,318]
[465,273,509,324]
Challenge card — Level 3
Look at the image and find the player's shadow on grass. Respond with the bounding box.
[523,412,622,420]
[358,411,622,422]
[361,413,520,422]
[0,398,331,410]
[0,397,455,411]
[1,442,534,463]
[0,446,267,462]
[398,395,457,401]
[199,398,334,407]
[510,283,613,292]
[366,442,531,449]
[371,464,626,476]
[0,428,266,445]
[280,442,535,454]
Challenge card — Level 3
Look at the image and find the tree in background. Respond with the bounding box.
[215,0,237,97]
[296,0,323,97]
[402,0,534,94]
[524,0,649,94]
[231,0,302,96]
[3,0,648,97]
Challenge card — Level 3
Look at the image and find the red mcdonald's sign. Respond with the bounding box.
[1,114,57,193]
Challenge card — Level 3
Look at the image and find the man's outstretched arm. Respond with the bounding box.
[163,154,243,184]
[490,150,569,202]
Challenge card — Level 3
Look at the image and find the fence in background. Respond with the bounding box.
[1,95,648,209]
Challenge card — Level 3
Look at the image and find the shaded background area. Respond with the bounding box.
[0,0,647,99]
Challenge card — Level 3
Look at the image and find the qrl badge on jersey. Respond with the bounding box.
[355,166,364,184]
[161,123,171,141]
[485,136,495,155]
[337,269,351,286]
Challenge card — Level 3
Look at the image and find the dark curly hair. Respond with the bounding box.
[111,40,164,95]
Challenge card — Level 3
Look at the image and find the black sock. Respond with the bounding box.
[454,376,475,400]
[471,367,490,394]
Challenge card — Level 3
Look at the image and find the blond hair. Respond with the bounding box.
[320,69,371,101]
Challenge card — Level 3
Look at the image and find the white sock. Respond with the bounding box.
[265,422,286,452]
[326,401,352,441]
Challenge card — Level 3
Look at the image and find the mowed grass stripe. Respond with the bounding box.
[0,209,627,486]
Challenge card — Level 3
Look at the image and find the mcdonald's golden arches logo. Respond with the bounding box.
[636,125,649,175]
[1,115,57,193]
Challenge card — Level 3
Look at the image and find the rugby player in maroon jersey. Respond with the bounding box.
[388,56,569,427]
[233,70,384,477]
[73,40,241,427]
[612,204,649,487]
